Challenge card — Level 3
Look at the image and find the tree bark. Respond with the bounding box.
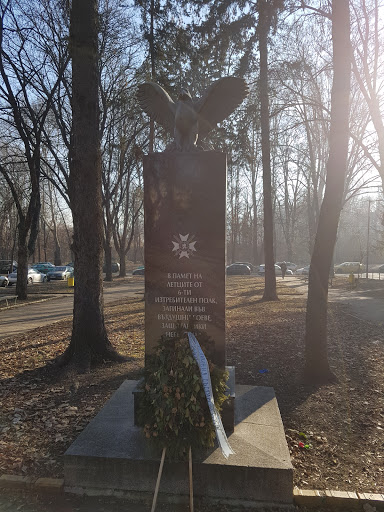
[16,225,29,300]
[104,236,113,282]
[119,248,127,276]
[250,124,259,266]
[48,182,62,266]
[259,0,278,301]
[62,0,125,371]
[304,0,351,384]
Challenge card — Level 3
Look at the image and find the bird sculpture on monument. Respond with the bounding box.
[137,77,249,152]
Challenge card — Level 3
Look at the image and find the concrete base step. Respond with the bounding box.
[64,381,293,506]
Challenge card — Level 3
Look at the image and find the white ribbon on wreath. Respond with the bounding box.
[187,332,234,459]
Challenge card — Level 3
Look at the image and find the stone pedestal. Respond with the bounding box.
[143,152,226,368]
[64,380,293,506]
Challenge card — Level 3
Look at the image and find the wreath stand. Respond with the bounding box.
[150,447,194,512]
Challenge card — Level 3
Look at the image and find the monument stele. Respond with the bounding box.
[139,77,248,373]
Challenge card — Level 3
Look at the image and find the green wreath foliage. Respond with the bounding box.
[138,332,228,460]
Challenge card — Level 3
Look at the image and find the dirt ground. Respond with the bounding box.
[0,276,383,496]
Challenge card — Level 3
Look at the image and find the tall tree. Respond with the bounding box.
[0,0,66,299]
[259,0,280,300]
[304,0,351,383]
[98,0,144,280]
[351,0,384,192]
[60,0,125,370]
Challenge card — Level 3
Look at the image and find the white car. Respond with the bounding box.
[334,262,364,274]
[46,266,73,281]
[8,268,47,285]
[0,275,9,287]
[276,261,298,272]
[296,265,310,275]
[258,264,293,276]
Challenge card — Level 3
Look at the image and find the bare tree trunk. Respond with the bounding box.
[16,225,28,300]
[148,0,155,152]
[250,125,259,266]
[61,0,125,371]
[259,0,277,301]
[48,182,62,266]
[119,248,127,276]
[0,164,40,300]
[304,0,351,384]
[103,197,113,282]
[104,235,113,282]
[251,199,258,265]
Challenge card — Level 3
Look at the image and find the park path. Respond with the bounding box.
[327,286,384,325]
[0,280,144,340]
[281,276,384,325]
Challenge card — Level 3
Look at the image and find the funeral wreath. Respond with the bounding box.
[138,332,228,459]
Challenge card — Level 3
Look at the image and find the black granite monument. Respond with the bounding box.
[144,151,226,367]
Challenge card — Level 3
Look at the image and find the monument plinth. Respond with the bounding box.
[144,151,226,368]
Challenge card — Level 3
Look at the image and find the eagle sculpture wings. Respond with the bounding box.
[137,77,249,152]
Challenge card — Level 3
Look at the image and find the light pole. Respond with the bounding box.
[366,198,370,280]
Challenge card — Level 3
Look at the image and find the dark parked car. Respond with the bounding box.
[226,263,251,275]
[132,266,145,276]
[32,262,55,274]
[233,262,256,272]
[46,266,73,281]
[103,262,120,273]
[0,260,17,274]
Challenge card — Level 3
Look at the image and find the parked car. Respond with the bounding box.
[31,262,55,274]
[232,262,256,272]
[8,268,47,285]
[46,266,73,281]
[132,266,145,275]
[258,264,293,276]
[0,260,17,274]
[258,264,266,275]
[276,261,298,272]
[296,265,310,275]
[334,262,363,274]
[226,263,251,275]
[378,264,384,273]
[0,275,9,287]
[103,262,120,273]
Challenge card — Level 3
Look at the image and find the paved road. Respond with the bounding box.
[1,275,383,340]
[0,279,144,340]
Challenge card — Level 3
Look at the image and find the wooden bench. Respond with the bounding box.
[0,295,17,307]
